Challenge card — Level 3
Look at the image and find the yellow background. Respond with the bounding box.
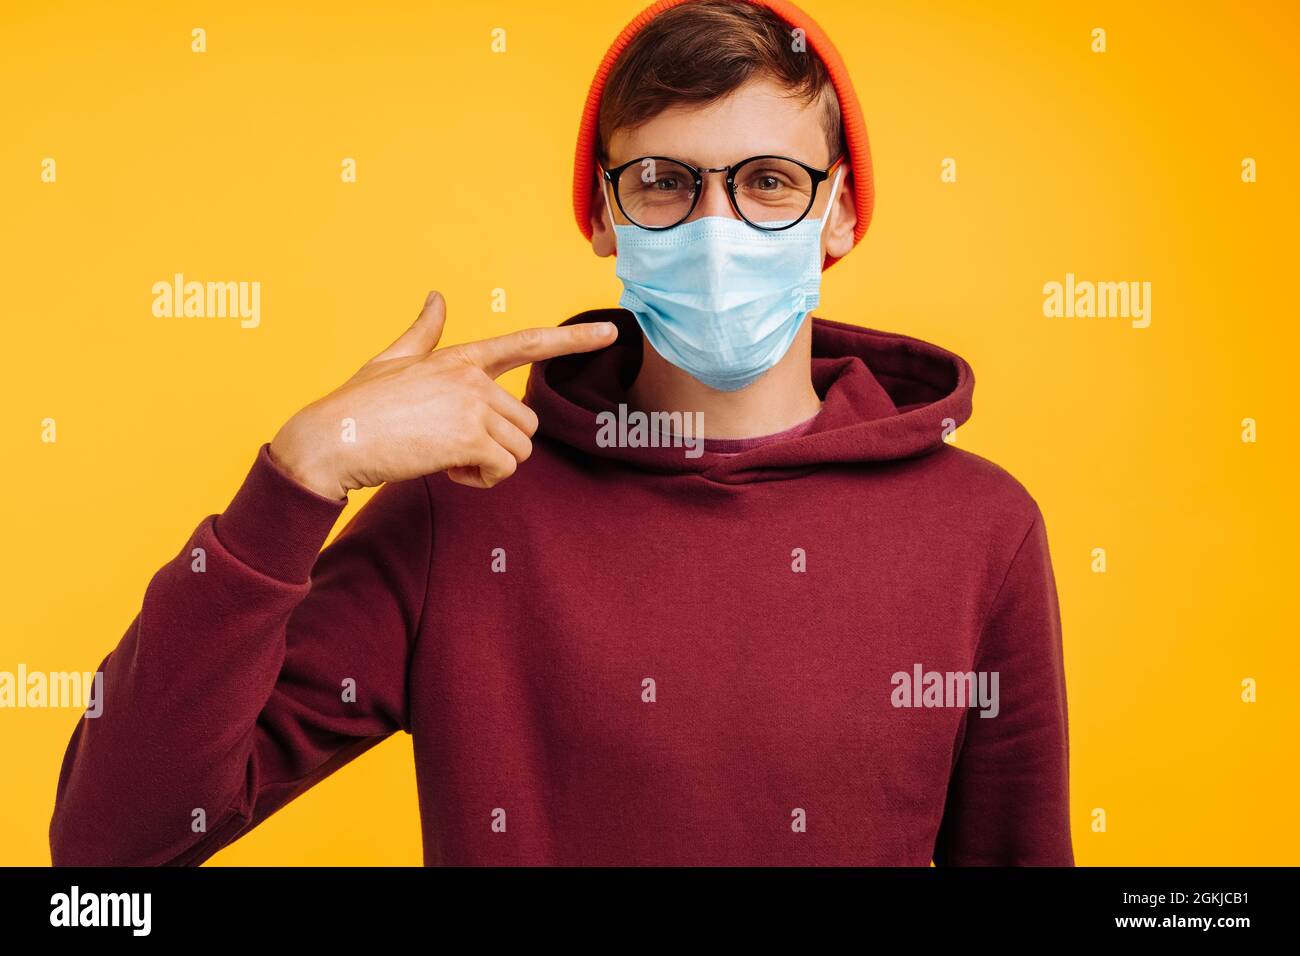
[1,0,1296,865]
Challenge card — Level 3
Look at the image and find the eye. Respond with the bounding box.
[626,160,694,196]
[739,167,796,192]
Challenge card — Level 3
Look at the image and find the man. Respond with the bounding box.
[50,0,1072,866]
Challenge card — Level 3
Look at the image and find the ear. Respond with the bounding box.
[590,174,617,258]
[822,173,857,262]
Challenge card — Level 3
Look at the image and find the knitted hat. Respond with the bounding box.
[572,0,874,270]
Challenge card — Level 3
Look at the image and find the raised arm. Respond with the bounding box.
[49,444,431,865]
[49,291,617,865]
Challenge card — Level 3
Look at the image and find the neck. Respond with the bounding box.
[626,320,822,440]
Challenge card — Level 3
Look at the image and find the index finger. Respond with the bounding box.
[462,322,618,378]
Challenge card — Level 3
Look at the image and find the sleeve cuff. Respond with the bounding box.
[212,442,349,584]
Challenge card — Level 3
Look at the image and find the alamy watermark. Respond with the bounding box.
[891,664,999,718]
[152,273,260,328]
[0,665,103,717]
[50,886,150,936]
[596,403,704,459]
[1042,272,1151,329]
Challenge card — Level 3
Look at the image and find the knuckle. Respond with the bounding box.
[445,414,479,451]
[467,367,495,392]
[469,428,496,457]
[440,344,474,368]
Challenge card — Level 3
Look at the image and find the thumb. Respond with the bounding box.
[372,290,447,362]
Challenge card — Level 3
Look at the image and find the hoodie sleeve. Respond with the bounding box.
[932,510,1074,866]
[49,442,432,866]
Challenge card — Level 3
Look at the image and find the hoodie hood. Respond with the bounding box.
[524,309,974,484]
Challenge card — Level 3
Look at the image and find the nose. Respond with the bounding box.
[687,169,739,223]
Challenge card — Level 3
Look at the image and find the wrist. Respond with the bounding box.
[269,422,348,501]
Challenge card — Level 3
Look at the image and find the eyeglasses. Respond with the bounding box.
[601,153,845,232]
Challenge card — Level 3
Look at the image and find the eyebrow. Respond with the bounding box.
[610,152,818,169]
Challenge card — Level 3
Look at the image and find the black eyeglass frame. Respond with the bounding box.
[601,153,845,232]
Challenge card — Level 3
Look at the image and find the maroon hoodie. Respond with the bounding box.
[49,309,1073,866]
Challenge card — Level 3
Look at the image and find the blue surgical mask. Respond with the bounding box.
[606,168,842,392]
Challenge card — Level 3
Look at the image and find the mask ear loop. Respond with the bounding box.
[602,176,617,232]
[794,166,845,314]
[815,167,844,239]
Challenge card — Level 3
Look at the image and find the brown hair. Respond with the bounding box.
[596,0,842,165]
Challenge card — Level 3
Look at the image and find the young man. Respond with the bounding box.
[50,0,1072,866]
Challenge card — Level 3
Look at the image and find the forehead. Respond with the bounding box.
[607,76,831,169]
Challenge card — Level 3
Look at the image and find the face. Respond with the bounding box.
[591,75,856,261]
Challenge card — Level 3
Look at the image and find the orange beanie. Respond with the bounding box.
[572,0,874,270]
